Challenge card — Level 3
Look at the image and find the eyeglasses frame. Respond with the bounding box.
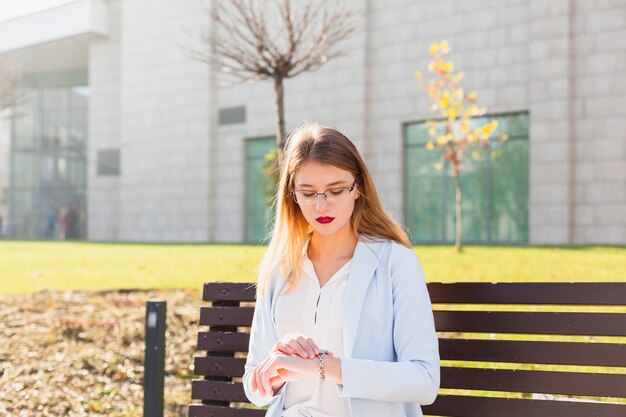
[291,179,357,205]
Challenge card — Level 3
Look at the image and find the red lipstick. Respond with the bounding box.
[316,217,335,224]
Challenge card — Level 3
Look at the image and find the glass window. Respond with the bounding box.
[8,71,89,239]
[245,137,276,243]
[404,112,529,244]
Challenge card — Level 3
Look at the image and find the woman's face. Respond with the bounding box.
[293,161,359,237]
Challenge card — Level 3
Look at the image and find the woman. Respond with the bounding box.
[243,123,440,417]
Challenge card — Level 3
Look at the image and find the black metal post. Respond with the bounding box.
[144,300,166,417]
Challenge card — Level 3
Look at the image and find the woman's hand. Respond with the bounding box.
[272,332,320,359]
[251,351,316,397]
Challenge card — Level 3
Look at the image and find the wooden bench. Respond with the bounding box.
[189,282,626,417]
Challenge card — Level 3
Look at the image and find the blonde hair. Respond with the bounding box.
[256,123,411,298]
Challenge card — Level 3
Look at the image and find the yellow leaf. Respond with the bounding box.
[426,142,435,150]
[440,40,450,53]
[415,70,423,79]
[453,71,465,83]
[429,43,440,56]
[468,91,477,101]
[441,98,450,109]
[435,162,444,170]
[448,108,458,120]
[428,62,436,71]
[428,127,436,136]
[499,133,509,141]
[481,120,498,138]
[437,135,448,145]
[491,150,503,158]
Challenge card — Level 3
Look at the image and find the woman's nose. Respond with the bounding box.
[314,194,330,210]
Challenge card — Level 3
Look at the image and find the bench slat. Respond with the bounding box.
[199,309,626,336]
[191,380,248,402]
[423,394,626,417]
[199,307,255,327]
[189,404,265,417]
[197,331,250,352]
[439,339,626,367]
[435,311,626,336]
[203,282,257,302]
[440,367,626,398]
[428,283,626,305]
[194,356,246,378]
[201,282,626,305]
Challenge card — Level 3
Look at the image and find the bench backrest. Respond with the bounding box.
[190,282,626,417]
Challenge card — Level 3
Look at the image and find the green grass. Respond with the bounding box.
[0,241,624,294]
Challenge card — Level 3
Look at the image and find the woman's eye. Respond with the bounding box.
[329,189,344,195]
[302,192,315,198]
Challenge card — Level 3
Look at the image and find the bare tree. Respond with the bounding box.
[0,57,23,117]
[192,0,355,161]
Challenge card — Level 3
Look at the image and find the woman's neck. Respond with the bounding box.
[307,229,358,262]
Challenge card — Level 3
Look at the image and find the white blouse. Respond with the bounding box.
[274,241,352,417]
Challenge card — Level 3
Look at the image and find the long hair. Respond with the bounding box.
[256,123,411,298]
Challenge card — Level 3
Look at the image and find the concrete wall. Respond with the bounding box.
[571,0,626,244]
[116,0,211,241]
[88,0,122,240]
[83,0,625,244]
[208,0,625,244]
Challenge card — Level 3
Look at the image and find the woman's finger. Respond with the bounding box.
[295,336,316,358]
[259,359,276,395]
[306,337,321,356]
[276,341,295,355]
[254,358,270,396]
[259,353,278,396]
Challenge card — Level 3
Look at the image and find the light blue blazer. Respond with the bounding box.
[243,234,440,417]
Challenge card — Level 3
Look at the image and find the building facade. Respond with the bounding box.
[0,0,624,244]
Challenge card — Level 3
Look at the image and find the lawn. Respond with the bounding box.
[1,240,624,294]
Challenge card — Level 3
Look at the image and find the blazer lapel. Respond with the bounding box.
[343,236,387,358]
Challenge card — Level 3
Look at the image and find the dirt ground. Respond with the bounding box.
[0,289,204,417]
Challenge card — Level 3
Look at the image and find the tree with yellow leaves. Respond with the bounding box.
[415,40,507,252]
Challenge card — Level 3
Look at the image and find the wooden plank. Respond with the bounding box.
[197,331,250,352]
[199,307,255,327]
[191,380,248,403]
[189,404,265,417]
[439,339,626,367]
[428,283,626,305]
[202,282,626,305]
[194,356,246,378]
[440,367,626,398]
[434,311,626,336]
[423,394,626,417]
[203,282,257,302]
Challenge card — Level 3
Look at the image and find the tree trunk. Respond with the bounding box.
[452,171,463,252]
[273,76,286,165]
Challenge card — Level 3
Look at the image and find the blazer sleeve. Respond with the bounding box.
[242,285,287,407]
[337,249,440,404]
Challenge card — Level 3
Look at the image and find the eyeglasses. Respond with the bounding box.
[291,180,357,206]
